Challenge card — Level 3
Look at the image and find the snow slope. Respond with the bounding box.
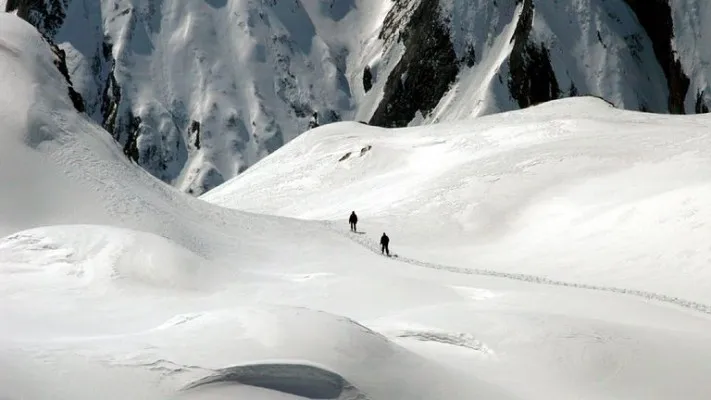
[432,0,668,120]
[0,14,513,399]
[4,11,711,400]
[10,0,711,196]
[204,97,711,305]
[6,0,361,195]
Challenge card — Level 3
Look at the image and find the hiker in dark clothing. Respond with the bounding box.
[380,233,390,256]
[349,211,358,232]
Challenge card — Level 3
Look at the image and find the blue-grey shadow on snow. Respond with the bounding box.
[319,0,357,21]
[268,1,317,53]
[205,0,228,8]
[182,362,364,399]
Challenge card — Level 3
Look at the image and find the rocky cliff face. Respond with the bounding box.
[507,0,560,109]
[6,0,67,38]
[6,0,352,195]
[368,0,459,127]
[6,0,711,194]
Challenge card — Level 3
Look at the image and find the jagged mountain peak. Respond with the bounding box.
[5,0,711,195]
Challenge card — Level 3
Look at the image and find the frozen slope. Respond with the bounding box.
[204,97,711,306]
[0,14,512,400]
[9,0,359,195]
[4,12,711,400]
[10,0,711,196]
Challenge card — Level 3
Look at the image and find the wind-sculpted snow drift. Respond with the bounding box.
[5,10,711,400]
[205,99,711,306]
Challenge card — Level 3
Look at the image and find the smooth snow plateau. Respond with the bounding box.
[2,11,711,400]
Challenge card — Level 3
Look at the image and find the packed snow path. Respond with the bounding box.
[326,222,711,316]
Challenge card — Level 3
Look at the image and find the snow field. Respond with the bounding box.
[4,10,711,400]
[205,98,711,305]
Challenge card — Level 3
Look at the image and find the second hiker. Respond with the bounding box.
[349,211,358,232]
[380,232,390,256]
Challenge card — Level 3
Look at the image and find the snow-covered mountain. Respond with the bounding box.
[6,0,711,194]
[5,10,711,399]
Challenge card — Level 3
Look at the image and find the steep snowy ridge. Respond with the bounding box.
[669,0,711,112]
[5,0,359,195]
[6,0,711,195]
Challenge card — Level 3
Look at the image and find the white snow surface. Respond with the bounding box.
[47,0,367,194]
[4,11,711,400]
[24,0,711,195]
[205,97,711,305]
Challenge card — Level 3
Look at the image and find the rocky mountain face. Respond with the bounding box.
[5,0,711,194]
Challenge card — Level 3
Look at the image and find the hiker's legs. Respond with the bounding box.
[385,244,390,256]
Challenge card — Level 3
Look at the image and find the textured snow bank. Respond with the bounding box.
[204,97,711,304]
[5,11,711,400]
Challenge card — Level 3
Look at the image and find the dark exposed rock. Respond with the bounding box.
[696,90,710,114]
[6,0,69,39]
[597,31,607,49]
[369,0,459,128]
[461,43,476,68]
[100,60,121,135]
[102,39,112,60]
[123,114,141,163]
[308,111,320,129]
[322,109,341,125]
[291,101,313,118]
[508,0,560,109]
[363,65,373,92]
[338,152,352,162]
[49,43,86,113]
[190,120,201,149]
[621,0,689,113]
[590,95,617,108]
[8,1,85,114]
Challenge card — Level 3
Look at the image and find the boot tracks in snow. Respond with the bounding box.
[326,221,711,316]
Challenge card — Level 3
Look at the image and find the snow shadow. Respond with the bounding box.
[320,0,356,21]
[205,0,228,8]
[268,1,317,53]
[183,362,358,399]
